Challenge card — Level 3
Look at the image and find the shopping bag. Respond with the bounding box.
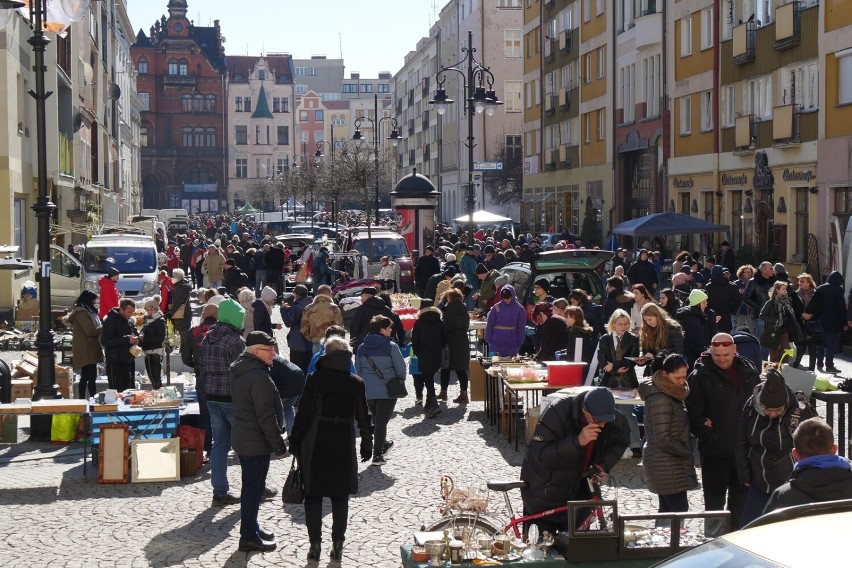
[50,413,81,443]
[282,457,305,504]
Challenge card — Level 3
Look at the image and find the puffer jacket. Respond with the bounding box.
[140,313,166,353]
[639,376,697,496]
[100,307,136,364]
[686,352,760,458]
[603,289,635,323]
[301,294,344,343]
[98,276,120,320]
[355,332,407,400]
[735,384,816,493]
[229,352,287,457]
[484,284,527,357]
[411,307,446,377]
[166,278,193,333]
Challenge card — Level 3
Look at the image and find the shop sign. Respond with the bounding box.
[782,169,814,182]
[721,173,749,186]
[672,177,694,189]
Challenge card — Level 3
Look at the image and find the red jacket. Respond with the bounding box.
[159,278,174,312]
[98,276,119,320]
[166,246,180,271]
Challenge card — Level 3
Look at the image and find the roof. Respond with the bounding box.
[323,100,350,110]
[251,84,273,119]
[226,54,293,84]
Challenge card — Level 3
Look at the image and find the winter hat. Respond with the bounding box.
[445,253,456,263]
[143,296,161,311]
[442,266,458,277]
[680,265,693,274]
[583,387,616,422]
[260,286,277,303]
[107,267,120,278]
[293,284,309,297]
[494,274,509,287]
[246,330,277,347]
[688,289,709,307]
[774,263,787,275]
[711,265,725,279]
[476,263,489,275]
[534,278,551,293]
[225,258,236,266]
[207,294,225,307]
[484,244,496,254]
[200,304,219,320]
[759,368,790,409]
[217,298,246,329]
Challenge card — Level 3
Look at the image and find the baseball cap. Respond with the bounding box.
[583,387,616,422]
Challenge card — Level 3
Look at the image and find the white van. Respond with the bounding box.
[80,234,160,301]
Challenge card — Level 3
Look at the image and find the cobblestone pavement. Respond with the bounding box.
[1,343,849,566]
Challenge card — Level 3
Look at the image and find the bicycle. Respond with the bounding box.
[424,466,616,541]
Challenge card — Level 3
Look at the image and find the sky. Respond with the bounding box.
[126,0,438,77]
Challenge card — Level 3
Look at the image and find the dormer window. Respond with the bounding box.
[258,70,266,81]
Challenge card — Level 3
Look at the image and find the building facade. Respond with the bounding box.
[131,0,227,214]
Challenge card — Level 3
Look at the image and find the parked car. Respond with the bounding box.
[343,230,414,292]
[288,224,342,242]
[500,249,612,321]
[651,499,852,567]
[274,233,317,250]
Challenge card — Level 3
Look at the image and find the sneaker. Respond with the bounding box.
[370,455,386,466]
[382,440,394,456]
[211,493,241,507]
[262,486,278,500]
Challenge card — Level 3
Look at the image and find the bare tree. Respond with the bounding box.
[236,179,274,210]
[483,136,523,205]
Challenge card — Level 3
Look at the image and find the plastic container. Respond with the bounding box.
[546,361,587,386]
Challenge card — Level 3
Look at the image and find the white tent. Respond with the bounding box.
[454,209,513,224]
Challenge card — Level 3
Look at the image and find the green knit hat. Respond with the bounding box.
[217,298,245,329]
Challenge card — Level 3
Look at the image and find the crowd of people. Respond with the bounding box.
[63,210,852,557]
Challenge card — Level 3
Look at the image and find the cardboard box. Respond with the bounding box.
[468,358,486,402]
[10,379,32,401]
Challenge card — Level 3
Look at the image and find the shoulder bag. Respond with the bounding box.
[364,352,408,399]
[282,457,304,504]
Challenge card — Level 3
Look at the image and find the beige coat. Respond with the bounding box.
[205,250,226,283]
[300,294,344,342]
[64,307,104,370]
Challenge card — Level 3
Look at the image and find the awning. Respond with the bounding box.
[611,212,730,237]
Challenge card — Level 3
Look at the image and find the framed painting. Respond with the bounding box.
[99,424,129,484]
[130,438,180,483]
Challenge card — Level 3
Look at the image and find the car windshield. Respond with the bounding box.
[353,238,409,261]
[82,246,157,274]
[653,538,781,567]
[505,268,604,307]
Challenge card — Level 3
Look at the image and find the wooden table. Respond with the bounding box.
[810,390,852,457]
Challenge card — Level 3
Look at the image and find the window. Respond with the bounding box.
[506,135,522,166]
[700,8,713,50]
[244,97,252,113]
[236,125,248,145]
[378,84,390,93]
[193,94,203,112]
[361,84,373,93]
[137,57,147,74]
[796,188,808,256]
[235,158,247,178]
[277,126,289,145]
[620,65,635,123]
[206,94,216,111]
[642,55,661,118]
[584,113,591,143]
[343,84,357,93]
[498,0,521,6]
[315,110,324,121]
[596,0,604,16]
[680,96,692,135]
[258,70,266,81]
[721,84,735,127]
[255,125,269,145]
[782,62,819,110]
[299,110,308,122]
[840,52,852,106]
[182,126,192,146]
[140,128,148,147]
[584,53,591,84]
[597,47,605,79]
[721,0,733,41]
[597,109,605,140]
[680,17,692,57]
[700,90,713,131]
[745,75,772,119]
[504,29,522,58]
[206,128,216,147]
[168,59,177,75]
[583,0,591,22]
[276,157,289,174]
[273,98,280,112]
[194,127,204,147]
[139,92,149,111]
[179,59,188,76]
[235,97,242,112]
[525,81,532,108]
[504,80,522,112]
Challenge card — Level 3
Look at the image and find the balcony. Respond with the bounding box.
[634,9,663,50]
[735,115,756,151]
[774,1,801,51]
[773,104,800,144]
[544,0,555,9]
[164,73,196,87]
[544,39,555,63]
[732,22,756,65]
[544,94,557,115]
[559,29,572,54]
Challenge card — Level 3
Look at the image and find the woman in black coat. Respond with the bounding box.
[563,306,597,362]
[165,268,193,335]
[533,302,568,362]
[288,338,373,562]
[439,288,471,404]
[411,305,446,418]
[759,281,803,362]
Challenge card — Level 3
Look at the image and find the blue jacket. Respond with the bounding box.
[460,253,480,293]
[355,333,407,400]
[253,248,266,271]
[307,345,356,375]
[281,296,313,352]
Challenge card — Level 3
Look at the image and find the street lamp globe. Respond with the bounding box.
[429,88,453,115]
[388,128,402,147]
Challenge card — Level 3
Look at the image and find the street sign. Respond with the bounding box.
[473,161,503,171]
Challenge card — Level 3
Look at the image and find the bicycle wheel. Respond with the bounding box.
[424,513,505,537]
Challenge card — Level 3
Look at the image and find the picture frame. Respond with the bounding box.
[130,438,180,483]
[99,424,129,484]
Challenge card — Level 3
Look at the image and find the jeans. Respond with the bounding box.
[824,331,841,368]
[208,401,235,496]
[734,314,754,333]
[367,398,397,459]
[305,495,349,544]
[238,453,271,541]
[254,270,267,295]
[144,354,162,390]
[657,491,690,527]
[740,486,771,527]
[107,361,134,391]
[78,364,97,399]
[197,391,213,454]
[700,455,747,534]
[281,395,299,434]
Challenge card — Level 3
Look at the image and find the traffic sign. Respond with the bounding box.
[473,161,503,171]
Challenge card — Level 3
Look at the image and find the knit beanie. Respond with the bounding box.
[476,263,489,275]
[143,296,161,311]
[759,368,790,409]
[260,286,277,303]
[217,298,245,329]
[688,289,708,307]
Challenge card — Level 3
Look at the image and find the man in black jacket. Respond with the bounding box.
[705,265,740,333]
[223,258,248,297]
[100,299,139,391]
[743,261,775,354]
[230,331,288,552]
[349,286,405,352]
[415,246,441,297]
[626,249,658,292]
[521,388,629,534]
[264,242,286,295]
[764,417,852,514]
[686,333,760,535]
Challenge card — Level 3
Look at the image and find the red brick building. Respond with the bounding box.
[131,0,227,212]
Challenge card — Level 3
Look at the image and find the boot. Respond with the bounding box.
[438,389,448,402]
[307,543,321,561]
[425,397,441,419]
[453,391,469,404]
[330,540,344,561]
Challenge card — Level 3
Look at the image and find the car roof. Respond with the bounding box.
[530,249,613,271]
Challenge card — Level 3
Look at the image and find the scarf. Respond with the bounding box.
[652,371,690,401]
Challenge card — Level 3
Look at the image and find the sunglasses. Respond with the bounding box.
[711,341,734,347]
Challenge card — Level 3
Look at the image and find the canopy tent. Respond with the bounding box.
[611,212,730,238]
[453,209,513,224]
[235,203,260,213]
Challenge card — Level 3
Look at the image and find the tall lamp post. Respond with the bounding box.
[429,30,502,231]
[352,93,403,225]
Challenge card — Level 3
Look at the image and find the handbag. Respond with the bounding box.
[364,353,408,399]
[440,345,451,370]
[282,457,305,504]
